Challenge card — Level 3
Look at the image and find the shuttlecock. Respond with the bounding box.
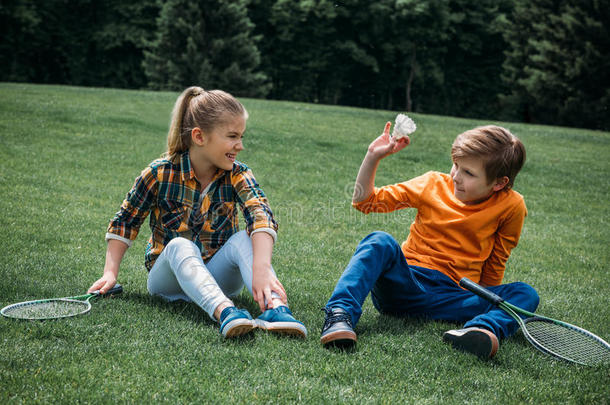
[391,114,416,139]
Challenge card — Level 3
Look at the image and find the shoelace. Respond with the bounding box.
[220,307,249,323]
[322,307,353,331]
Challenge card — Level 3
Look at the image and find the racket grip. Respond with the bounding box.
[459,277,504,305]
[100,284,123,297]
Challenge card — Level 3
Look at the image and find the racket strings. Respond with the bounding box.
[2,299,89,320]
[525,319,610,366]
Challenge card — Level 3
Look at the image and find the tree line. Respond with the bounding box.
[1,0,608,130]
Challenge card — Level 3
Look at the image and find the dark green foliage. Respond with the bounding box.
[251,0,510,118]
[1,0,72,84]
[500,0,610,130]
[249,0,371,104]
[1,0,606,129]
[366,0,451,112]
[423,0,513,120]
[90,1,160,89]
[143,0,270,96]
[0,0,158,88]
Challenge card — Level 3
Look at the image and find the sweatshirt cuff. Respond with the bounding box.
[105,232,133,247]
[250,228,277,243]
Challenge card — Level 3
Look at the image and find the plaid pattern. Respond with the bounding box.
[107,151,277,270]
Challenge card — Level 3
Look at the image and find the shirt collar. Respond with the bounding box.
[179,150,229,184]
[180,151,196,182]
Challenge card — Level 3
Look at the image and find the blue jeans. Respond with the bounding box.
[325,231,539,339]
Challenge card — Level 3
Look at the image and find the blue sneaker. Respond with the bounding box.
[219,307,256,338]
[255,306,307,338]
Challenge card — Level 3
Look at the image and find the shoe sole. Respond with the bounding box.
[320,330,357,348]
[222,319,257,338]
[442,329,498,358]
[255,320,307,338]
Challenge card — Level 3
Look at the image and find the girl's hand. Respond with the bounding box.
[88,273,117,294]
[367,121,409,160]
[252,266,287,313]
[89,239,126,294]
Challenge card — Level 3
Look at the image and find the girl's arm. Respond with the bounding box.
[231,165,283,311]
[251,231,287,312]
[89,166,156,294]
[88,239,129,294]
[353,122,409,203]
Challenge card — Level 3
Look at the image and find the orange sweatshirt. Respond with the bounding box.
[353,171,527,286]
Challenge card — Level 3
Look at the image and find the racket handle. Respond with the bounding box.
[98,284,123,297]
[459,277,504,305]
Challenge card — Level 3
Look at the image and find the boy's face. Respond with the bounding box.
[450,156,507,205]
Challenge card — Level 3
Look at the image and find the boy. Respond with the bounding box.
[320,122,539,358]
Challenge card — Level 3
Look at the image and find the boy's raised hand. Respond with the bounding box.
[367,121,409,160]
[353,121,411,203]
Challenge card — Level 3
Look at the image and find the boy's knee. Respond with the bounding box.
[362,231,397,249]
[513,281,539,311]
[359,231,402,259]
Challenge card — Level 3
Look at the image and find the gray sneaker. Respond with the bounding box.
[442,327,499,358]
[320,307,357,349]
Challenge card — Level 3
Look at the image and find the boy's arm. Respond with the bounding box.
[480,201,527,286]
[353,122,409,203]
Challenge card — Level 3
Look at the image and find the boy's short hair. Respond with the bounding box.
[451,125,526,190]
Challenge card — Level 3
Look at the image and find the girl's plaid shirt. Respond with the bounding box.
[106,151,278,270]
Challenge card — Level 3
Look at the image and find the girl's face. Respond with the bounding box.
[450,156,505,205]
[200,114,246,171]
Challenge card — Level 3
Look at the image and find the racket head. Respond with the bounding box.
[1,298,92,320]
[522,317,610,366]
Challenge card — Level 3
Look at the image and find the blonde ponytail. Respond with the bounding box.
[164,86,247,162]
[165,86,203,161]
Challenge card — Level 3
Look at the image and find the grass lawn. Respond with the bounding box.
[0,82,608,403]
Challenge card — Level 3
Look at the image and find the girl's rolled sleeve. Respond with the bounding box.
[106,166,156,242]
[233,169,278,240]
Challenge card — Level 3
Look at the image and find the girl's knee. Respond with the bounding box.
[230,230,250,245]
[166,237,193,250]
[223,230,252,254]
[164,237,201,261]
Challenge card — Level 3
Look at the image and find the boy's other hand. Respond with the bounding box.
[367,121,409,160]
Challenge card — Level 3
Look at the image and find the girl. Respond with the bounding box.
[88,86,307,339]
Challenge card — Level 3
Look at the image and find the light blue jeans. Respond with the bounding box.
[147,231,276,319]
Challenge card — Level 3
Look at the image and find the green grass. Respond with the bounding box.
[0,82,608,404]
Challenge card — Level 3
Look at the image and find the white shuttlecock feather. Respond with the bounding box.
[391,114,416,139]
